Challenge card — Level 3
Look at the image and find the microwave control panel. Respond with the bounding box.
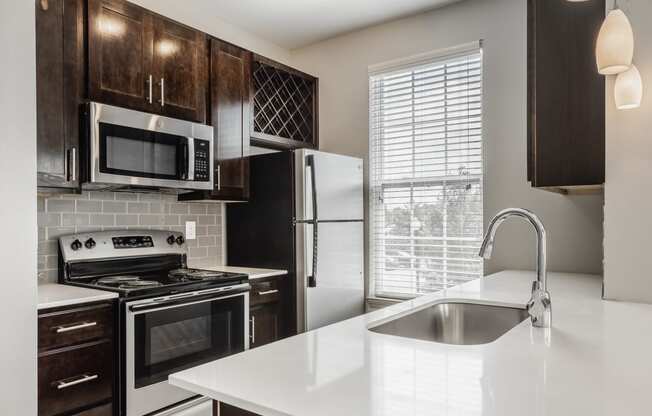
[193,139,210,182]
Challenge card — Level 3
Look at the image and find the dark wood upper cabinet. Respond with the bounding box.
[36,0,318,194]
[36,0,84,190]
[152,17,208,122]
[87,0,154,113]
[87,0,207,122]
[527,0,605,193]
[251,55,319,150]
[180,39,251,202]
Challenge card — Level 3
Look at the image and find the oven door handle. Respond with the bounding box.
[128,284,250,312]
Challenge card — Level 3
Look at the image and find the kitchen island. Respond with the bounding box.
[169,270,652,416]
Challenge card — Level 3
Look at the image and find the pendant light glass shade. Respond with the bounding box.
[615,64,643,110]
[596,9,634,75]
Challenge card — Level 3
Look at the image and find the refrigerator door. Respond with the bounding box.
[296,149,363,222]
[295,149,365,332]
[297,221,365,331]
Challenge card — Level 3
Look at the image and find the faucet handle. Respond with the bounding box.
[531,280,542,293]
[527,285,552,328]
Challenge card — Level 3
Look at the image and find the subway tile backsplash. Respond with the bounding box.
[37,191,224,283]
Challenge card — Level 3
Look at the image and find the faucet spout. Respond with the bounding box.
[479,208,551,328]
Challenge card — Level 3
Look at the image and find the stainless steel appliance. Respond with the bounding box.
[85,102,213,192]
[227,149,364,333]
[59,231,249,416]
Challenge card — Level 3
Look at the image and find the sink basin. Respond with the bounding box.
[369,302,529,345]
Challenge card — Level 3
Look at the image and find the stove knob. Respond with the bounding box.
[167,235,176,245]
[84,238,96,249]
[70,239,82,251]
[176,235,185,245]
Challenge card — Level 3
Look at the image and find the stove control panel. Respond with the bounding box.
[59,230,187,263]
[112,236,154,249]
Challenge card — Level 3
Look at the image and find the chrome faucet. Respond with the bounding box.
[478,208,551,328]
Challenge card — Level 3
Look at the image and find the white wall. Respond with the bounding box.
[290,0,605,280]
[130,0,292,64]
[604,0,652,302]
[0,1,38,414]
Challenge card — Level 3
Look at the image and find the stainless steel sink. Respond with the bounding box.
[369,302,529,345]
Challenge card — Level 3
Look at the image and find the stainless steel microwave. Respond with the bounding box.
[85,102,213,191]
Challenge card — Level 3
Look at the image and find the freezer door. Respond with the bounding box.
[297,221,365,332]
[295,149,363,222]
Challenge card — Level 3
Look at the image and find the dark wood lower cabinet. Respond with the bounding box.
[249,275,292,349]
[250,302,280,348]
[39,341,113,416]
[73,403,113,416]
[214,401,260,416]
[38,300,116,416]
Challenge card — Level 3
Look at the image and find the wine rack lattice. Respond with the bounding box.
[252,60,315,144]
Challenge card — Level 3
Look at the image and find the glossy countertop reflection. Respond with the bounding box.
[170,270,652,416]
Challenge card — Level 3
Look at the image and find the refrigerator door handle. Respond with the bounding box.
[306,154,318,288]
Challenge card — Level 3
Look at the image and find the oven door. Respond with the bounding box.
[126,287,249,416]
[89,102,213,190]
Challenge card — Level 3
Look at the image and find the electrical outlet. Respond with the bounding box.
[185,221,196,240]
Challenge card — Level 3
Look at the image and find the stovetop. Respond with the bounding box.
[65,267,248,298]
[58,230,248,298]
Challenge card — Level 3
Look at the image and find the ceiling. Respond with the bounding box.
[203,0,464,49]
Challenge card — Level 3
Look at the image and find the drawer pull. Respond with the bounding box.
[257,289,279,296]
[55,373,98,390]
[55,321,97,333]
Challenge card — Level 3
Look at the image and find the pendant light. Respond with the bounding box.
[596,3,634,75]
[615,64,643,110]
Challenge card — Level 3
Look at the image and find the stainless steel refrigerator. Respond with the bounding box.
[226,149,365,333]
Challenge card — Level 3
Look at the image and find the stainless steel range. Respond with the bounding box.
[59,230,250,416]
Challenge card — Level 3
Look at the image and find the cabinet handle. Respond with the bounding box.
[160,78,165,107]
[55,321,97,333]
[250,316,255,345]
[67,147,76,182]
[147,74,153,104]
[54,373,98,390]
[217,165,221,191]
[257,289,278,296]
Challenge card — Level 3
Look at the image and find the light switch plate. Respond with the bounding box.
[185,221,196,240]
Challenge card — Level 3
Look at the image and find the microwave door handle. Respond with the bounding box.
[306,154,318,288]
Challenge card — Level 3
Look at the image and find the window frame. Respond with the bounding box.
[368,41,484,300]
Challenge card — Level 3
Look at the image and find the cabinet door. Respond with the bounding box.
[527,0,605,190]
[87,0,154,112]
[210,39,251,200]
[217,401,260,416]
[36,0,83,190]
[152,17,208,123]
[250,303,280,349]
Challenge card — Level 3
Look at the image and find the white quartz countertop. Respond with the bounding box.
[199,266,287,280]
[38,283,118,310]
[169,270,652,416]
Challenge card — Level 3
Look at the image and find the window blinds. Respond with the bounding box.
[369,45,483,299]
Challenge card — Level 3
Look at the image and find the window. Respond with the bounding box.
[369,43,483,299]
